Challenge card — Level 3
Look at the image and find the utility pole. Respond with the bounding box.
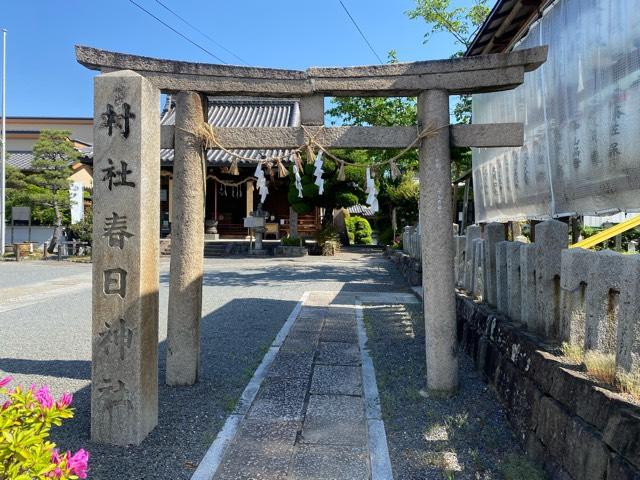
[1,29,6,257]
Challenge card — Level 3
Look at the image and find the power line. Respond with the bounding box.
[127,0,227,64]
[338,0,384,65]
[152,0,249,65]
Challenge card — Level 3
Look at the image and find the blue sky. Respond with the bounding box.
[2,0,477,117]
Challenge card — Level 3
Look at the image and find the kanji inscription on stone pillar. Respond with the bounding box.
[92,70,160,446]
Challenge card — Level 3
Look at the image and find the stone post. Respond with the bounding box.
[483,223,505,306]
[505,242,523,322]
[289,206,298,238]
[166,91,207,386]
[91,70,160,445]
[418,89,457,392]
[559,248,590,345]
[464,225,481,291]
[496,241,509,313]
[534,220,568,339]
[520,243,538,330]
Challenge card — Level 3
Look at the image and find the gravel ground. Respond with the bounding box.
[363,302,547,480]
[0,251,405,479]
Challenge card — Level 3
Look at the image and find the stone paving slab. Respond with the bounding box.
[310,365,362,395]
[316,342,360,366]
[267,351,315,379]
[205,290,398,480]
[290,445,370,480]
[248,377,308,421]
[301,395,367,446]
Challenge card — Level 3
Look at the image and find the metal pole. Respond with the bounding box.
[1,30,6,257]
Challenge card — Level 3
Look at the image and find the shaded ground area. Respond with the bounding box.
[0,251,407,479]
[363,302,547,480]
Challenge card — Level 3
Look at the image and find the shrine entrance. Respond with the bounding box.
[77,44,547,445]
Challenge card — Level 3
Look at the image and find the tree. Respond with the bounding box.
[26,130,79,251]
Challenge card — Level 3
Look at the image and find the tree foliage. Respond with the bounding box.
[406,0,490,50]
[5,130,80,228]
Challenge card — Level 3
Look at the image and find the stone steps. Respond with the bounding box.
[203,243,230,258]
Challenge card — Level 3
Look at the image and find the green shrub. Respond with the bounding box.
[335,192,359,208]
[0,376,89,479]
[281,237,305,247]
[345,216,373,245]
[67,210,93,245]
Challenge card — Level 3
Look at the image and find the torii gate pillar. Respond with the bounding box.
[418,90,458,392]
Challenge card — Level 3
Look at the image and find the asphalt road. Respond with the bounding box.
[0,251,407,479]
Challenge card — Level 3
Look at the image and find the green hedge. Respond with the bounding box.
[345,215,373,245]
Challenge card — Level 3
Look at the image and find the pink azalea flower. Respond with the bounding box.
[0,376,12,388]
[67,449,89,479]
[51,449,61,464]
[35,386,54,409]
[57,392,73,408]
[1,400,11,409]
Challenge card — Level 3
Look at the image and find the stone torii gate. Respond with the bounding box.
[77,44,546,445]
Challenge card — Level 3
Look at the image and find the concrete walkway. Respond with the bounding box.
[198,290,417,480]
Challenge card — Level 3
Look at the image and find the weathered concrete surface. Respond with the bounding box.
[505,242,523,322]
[464,225,481,291]
[418,89,457,392]
[520,243,537,330]
[483,223,505,306]
[159,124,524,150]
[495,241,509,314]
[91,70,160,445]
[166,91,206,386]
[456,292,640,480]
[76,45,547,96]
[534,220,568,339]
[299,95,324,126]
[617,255,640,373]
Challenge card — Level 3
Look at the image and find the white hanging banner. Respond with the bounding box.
[293,164,303,198]
[365,168,379,214]
[313,151,324,195]
[69,181,84,224]
[254,163,268,203]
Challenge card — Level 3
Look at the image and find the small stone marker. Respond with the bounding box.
[559,248,590,345]
[92,70,160,445]
[520,243,538,330]
[505,242,523,322]
[534,220,567,339]
[483,223,505,306]
[464,225,481,291]
[496,241,509,313]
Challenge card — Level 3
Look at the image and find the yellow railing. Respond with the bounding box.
[570,214,640,249]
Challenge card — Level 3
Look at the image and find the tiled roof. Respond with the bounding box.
[160,97,301,166]
[6,151,36,170]
[347,204,375,217]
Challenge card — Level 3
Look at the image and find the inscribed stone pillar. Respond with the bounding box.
[534,220,568,339]
[483,223,505,306]
[418,90,457,392]
[520,243,538,330]
[464,225,481,291]
[166,91,206,386]
[505,242,523,322]
[91,70,160,445]
[496,241,509,314]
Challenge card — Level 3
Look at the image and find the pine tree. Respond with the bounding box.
[28,130,80,251]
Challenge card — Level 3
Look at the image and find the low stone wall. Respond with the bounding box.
[457,292,640,480]
[387,249,421,286]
